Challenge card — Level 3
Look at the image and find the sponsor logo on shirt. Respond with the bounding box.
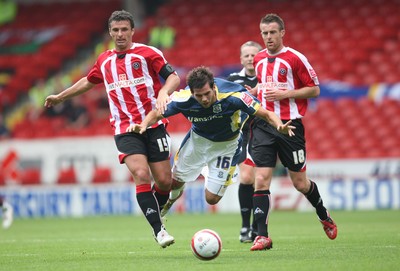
[187,115,222,123]
[309,68,317,78]
[107,76,145,90]
[309,68,319,85]
[258,82,288,91]
[241,92,254,106]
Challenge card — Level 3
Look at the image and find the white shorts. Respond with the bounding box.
[172,130,241,196]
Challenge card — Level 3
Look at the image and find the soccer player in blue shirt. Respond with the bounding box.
[127,66,295,218]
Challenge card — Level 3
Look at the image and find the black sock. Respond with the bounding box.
[253,190,271,237]
[136,186,162,234]
[305,180,328,220]
[152,184,170,210]
[251,218,258,233]
[238,183,254,228]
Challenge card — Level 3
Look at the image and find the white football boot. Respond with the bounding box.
[154,226,175,248]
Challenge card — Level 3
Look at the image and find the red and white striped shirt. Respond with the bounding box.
[254,46,319,120]
[87,43,173,134]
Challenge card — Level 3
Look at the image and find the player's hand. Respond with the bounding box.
[156,91,170,115]
[277,120,296,137]
[44,95,63,107]
[245,85,257,96]
[263,88,287,101]
[126,124,146,134]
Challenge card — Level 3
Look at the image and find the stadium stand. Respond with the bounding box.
[0,1,122,108]
[1,0,399,159]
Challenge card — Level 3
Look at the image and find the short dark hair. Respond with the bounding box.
[108,10,135,29]
[186,66,214,92]
[260,13,285,30]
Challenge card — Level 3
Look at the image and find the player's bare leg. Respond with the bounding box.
[161,179,185,217]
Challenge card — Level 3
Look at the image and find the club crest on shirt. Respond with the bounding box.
[132,62,141,70]
[279,68,287,75]
[213,104,222,113]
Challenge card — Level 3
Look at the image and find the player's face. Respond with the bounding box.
[109,20,134,51]
[192,82,217,108]
[240,46,259,74]
[260,22,285,54]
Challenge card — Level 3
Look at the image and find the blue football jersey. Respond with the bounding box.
[163,78,261,141]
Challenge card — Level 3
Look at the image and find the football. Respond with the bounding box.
[191,229,222,261]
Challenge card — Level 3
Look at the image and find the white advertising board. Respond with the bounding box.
[0,137,399,218]
[1,176,399,218]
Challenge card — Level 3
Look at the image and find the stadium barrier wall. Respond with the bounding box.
[0,137,399,218]
[1,177,399,218]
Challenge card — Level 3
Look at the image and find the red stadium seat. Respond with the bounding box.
[20,168,41,185]
[91,166,112,184]
[57,167,77,185]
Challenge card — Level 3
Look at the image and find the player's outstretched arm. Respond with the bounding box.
[255,107,295,136]
[44,77,94,107]
[126,110,163,134]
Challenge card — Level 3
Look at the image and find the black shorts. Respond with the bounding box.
[114,125,170,163]
[249,118,306,172]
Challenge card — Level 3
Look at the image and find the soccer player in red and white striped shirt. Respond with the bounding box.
[45,10,180,248]
[248,13,337,251]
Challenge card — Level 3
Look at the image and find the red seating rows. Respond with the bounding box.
[303,97,400,159]
[9,96,400,160]
[159,0,400,86]
[0,0,122,102]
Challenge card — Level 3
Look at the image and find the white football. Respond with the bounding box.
[191,229,222,261]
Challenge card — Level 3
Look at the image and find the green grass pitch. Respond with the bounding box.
[0,210,398,271]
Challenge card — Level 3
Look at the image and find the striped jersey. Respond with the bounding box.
[253,46,319,120]
[163,78,261,142]
[86,43,173,135]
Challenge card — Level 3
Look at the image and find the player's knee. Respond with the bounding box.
[292,178,309,194]
[240,175,254,185]
[151,172,172,190]
[206,198,220,205]
[205,194,222,205]
[131,169,149,181]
